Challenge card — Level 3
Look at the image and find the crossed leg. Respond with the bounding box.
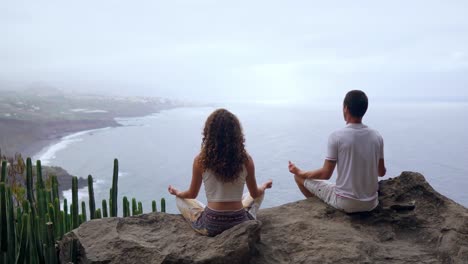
[294,175,315,198]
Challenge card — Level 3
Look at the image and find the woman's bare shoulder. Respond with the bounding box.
[245,152,254,169]
[193,153,203,170]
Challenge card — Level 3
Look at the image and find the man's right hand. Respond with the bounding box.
[288,161,302,176]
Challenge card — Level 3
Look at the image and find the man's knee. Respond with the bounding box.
[294,175,305,187]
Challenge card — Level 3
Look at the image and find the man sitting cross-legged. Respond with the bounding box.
[288,90,386,213]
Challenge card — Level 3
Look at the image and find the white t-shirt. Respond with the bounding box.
[326,123,384,202]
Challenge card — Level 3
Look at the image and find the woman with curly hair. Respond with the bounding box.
[168,108,272,236]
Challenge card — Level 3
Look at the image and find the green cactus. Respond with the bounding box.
[81,201,87,222]
[0,157,167,264]
[48,204,55,225]
[1,160,6,182]
[63,198,69,232]
[132,198,137,216]
[26,158,35,212]
[123,196,129,217]
[111,159,119,217]
[102,199,108,218]
[46,222,57,264]
[15,214,29,264]
[16,207,22,235]
[0,183,7,252]
[88,175,96,220]
[152,200,157,212]
[54,198,60,235]
[58,211,64,240]
[7,187,16,262]
[72,176,79,229]
[34,215,45,263]
[36,160,45,190]
[161,198,166,213]
[70,239,78,264]
[138,202,143,215]
[51,175,59,204]
[95,209,102,219]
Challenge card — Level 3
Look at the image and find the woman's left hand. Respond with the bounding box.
[168,185,180,196]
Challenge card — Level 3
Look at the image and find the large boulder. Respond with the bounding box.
[252,171,468,264]
[59,172,468,264]
[59,214,261,263]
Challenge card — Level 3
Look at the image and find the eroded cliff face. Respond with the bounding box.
[59,172,468,264]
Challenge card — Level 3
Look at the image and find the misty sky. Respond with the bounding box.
[1,1,468,102]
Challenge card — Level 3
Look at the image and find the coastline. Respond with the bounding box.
[0,117,121,158]
[23,109,180,196]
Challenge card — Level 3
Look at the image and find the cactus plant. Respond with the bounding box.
[46,222,57,263]
[51,175,59,204]
[123,196,129,217]
[132,198,137,216]
[6,187,16,262]
[72,176,79,229]
[81,201,87,222]
[0,157,167,264]
[138,202,143,215]
[111,159,119,217]
[36,160,44,190]
[88,175,96,219]
[95,209,102,219]
[25,158,35,212]
[152,200,157,212]
[161,198,166,213]
[102,199,108,218]
[0,183,7,252]
[63,198,69,232]
[1,160,6,182]
[15,214,29,264]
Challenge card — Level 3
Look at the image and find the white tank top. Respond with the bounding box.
[202,166,247,202]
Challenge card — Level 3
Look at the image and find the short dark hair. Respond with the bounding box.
[343,90,368,118]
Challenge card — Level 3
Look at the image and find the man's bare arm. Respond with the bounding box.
[289,160,336,180]
[378,158,386,177]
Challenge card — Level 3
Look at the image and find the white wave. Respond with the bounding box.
[60,178,107,212]
[33,127,112,165]
[118,172,129,178]
[62,186,89,211]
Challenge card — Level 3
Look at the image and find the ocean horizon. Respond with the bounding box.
[33,101,468,214]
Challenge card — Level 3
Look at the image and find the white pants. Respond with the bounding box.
[304,179,378,213]
[175,192,264,222]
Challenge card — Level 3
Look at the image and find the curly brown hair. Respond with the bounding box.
[199,109,248,183]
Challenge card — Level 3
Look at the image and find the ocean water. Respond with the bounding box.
[34,102,468,213]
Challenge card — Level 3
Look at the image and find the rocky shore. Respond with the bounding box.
[0,89,183,195]
[59,172,468,264]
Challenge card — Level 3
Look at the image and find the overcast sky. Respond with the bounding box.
[1,1,468,103]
